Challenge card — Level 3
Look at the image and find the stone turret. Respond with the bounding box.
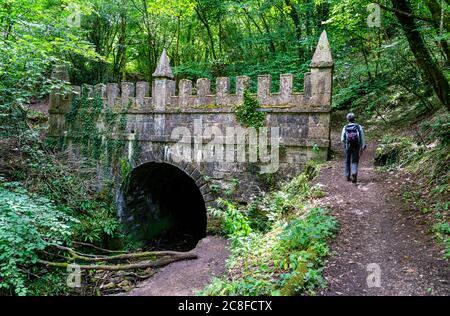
[152,49,175,110]
[152,49,174,79]
[310,30,334,68]
[308,31,334,106]
[49,65,72,114]
[47,33,334,204]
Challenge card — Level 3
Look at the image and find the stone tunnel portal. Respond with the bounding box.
[122,162,207,250]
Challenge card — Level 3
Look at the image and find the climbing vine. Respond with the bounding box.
[64,91,131,168]
[234,90,266,129]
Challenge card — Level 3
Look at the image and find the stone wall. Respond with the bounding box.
[48,31,334,203]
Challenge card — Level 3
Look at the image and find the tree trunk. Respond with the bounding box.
[259,11,276,54]
[195,7,217,60]
[113,10,128,82]
[424,0,450,63]
[391,0,450,109]
[284,0,303,61]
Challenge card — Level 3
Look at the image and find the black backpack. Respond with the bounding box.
[345,124,360,146]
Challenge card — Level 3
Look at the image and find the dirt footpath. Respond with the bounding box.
[124,236,229,296]
[316,132,449,296]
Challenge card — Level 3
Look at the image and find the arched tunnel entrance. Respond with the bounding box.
[121,162,207,251]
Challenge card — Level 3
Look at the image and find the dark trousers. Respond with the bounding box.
[345,144,360,178]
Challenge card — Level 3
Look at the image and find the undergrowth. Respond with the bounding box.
[201,161,338,296]
[374,112,450,259]
[0,179,77,295]
[0,93,131,295]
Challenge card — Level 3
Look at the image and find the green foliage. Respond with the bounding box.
[65,94,128,166]
[202,276,274,296]
[258,171,277,190]
[0,180,77,295]
[202,206,337,296]
[234,90,266,129]
[420,113,450,146]
[382,128,450,260]
[245,193,284,232]
[202,164,338,296]
[375,132,449,187]
[375,135,418,167]
[0,0,99,159]
[208,198,252,240]
[210,162,323,237]
[72,193,122,245]
[327,0,449,113]
[248,161,323,233]
[27,270,70,296]
[0,89,126,295]
[402,188,450,260]
[279,208,338,252]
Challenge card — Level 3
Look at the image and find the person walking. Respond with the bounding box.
[341,113,367,183]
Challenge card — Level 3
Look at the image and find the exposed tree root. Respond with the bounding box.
[72,241,128,254]
[50,245,195,262]
[39,245,198,271]
[38,252,197,271]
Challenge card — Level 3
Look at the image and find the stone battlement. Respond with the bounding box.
[50,32,333,115]
[48,31,334,201]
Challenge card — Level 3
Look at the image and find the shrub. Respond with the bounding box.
[279,207,338,252]
[374,135,417,167]
[420,113,450,145]
[202,163,338,296]
[0,180,77,295]
[208,198,252,239]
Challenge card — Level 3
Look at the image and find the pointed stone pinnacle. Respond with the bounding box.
[310,31,334,68]
[153,49,174,79]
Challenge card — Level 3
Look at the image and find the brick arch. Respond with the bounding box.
[119,149,212,246]
[133,149,214,207]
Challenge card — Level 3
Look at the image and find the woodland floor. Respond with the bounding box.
[122,129,449,296]
[123,236,230,296]
[316,130,449,296]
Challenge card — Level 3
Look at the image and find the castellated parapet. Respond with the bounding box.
[49,32,333,114]
[48,31,334,201]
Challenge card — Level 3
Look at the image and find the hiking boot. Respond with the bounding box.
[352,174,357,183]
[346,176,351,181]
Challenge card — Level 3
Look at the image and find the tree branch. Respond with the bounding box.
[372,1,436,24]
[51,245,196,263]
[38,252,197,271]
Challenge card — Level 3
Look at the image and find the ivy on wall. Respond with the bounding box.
[64,91,132,168]
[234,90,266,129]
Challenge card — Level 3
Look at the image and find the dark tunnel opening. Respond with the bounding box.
[122,162,207,251]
